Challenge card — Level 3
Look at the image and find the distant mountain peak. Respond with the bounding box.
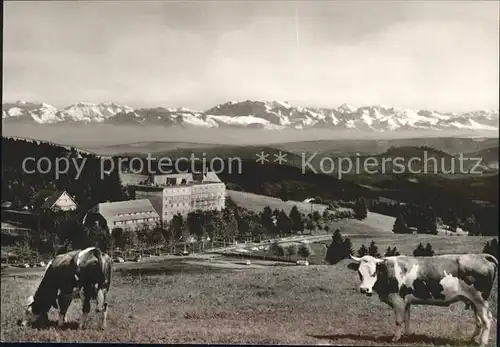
[337,103,357,113]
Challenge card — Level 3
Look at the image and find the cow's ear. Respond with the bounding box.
[347,262,359,271]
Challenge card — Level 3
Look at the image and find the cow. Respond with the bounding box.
[349,253,497,346]
[19,247,112,330]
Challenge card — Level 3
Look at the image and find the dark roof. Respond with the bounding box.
[31,189,74,210]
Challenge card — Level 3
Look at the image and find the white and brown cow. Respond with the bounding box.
[349,253,497,346]
[19,247,112,330]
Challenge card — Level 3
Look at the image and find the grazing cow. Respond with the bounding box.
[20,247,112,330]
[349,254,497,346]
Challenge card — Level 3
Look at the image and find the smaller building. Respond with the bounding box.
[31,189,78,212]
[84,199,161,233]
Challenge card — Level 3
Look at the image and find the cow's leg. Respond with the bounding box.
[391,298,405,342]
[96,288,109,329]
[79,301,90,330]
[38,312,50,328]
[476,302,492,347]
[57,294,73,327]
[101,302,108,329]
[404,304,411,336]
[470,304,483,343]
[79,287,92,330]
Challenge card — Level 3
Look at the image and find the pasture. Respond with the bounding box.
[305,234,496,265]
[228,190,332,214]
[1,190,497,344]
[227,190,396,234]
[1,241,497,345]
[232,229,495,266]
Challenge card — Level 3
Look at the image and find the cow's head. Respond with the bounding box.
[18,294,53,328]
[19,296,39,327]
[349,255,385,296]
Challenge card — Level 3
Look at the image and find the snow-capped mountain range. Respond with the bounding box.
[2,100,498,132]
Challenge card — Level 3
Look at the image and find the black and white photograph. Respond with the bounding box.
[1,0,498,345]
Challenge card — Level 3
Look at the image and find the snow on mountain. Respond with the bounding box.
[337,103,357,114]
[449,119,498,131]
[205,100,291,126]
[1,101,61,124]
[59,102,136,123]
[7,107,23,117]
[206,114,285,129]
[2,100,498,132]
[176,113,219,128]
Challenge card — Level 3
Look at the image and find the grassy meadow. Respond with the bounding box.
[227,190,330,215]
[1,254,497,345]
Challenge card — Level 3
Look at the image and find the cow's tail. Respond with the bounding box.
[484,254,498,323]
[484,254,498,268]
[91,248,110,287]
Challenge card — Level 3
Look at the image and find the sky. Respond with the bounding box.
[3,1,499,112]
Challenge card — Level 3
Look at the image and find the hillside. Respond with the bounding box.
[464,147,499,169]
[93,138,499,178]
[227,190,329,215]
[2,136,498,236]
[91,138,499,170]
[276,137,499,156]
[90,141,228,156]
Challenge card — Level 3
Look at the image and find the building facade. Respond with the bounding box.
[84,199,161,233]
[190,182,226,212]
[134,172,226,222]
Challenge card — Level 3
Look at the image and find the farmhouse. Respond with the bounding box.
[30,189,78,212]
[83,199,161,233]
[133,171,226,222]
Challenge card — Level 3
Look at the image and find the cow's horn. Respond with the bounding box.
[374,258,385,264]
[350,255,362,262]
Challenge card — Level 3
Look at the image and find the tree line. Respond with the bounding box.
[372,198,497,236]
[324,229,498,264]
[6,197,358,261]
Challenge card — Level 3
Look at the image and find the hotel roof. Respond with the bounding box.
[95,199,160,224]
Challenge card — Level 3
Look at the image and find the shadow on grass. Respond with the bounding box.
[17,319,80,331]
[308,333,474,346]
[115,260,227,277]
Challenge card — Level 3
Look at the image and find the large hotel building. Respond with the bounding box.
[133,171,226,222]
